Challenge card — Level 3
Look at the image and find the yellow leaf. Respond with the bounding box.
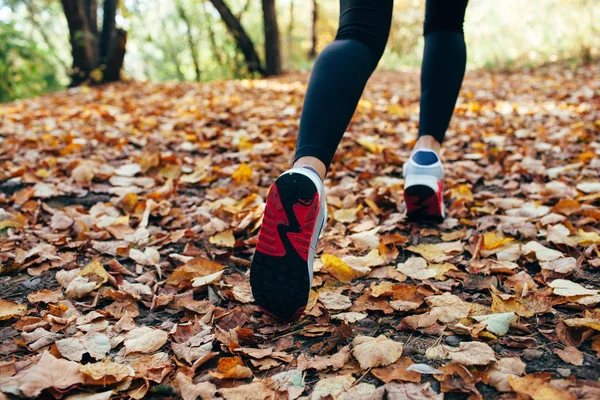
[357,139,383,154]
[483,232,514,251]
[449,184,473,201]
[35,169,51,178]
[237,136,254,150]
[573,229,600,246]
[209,230,235,247]
[232,163,252,184]
[90,68,103,82]
[387,104,404,115]
[79,259,108,289]
[321,254,369,283]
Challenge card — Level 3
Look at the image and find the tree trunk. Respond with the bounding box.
[308,0,318,59]
[61,0,97,86]
[100,0,116,63]
[208,0,265,76]
[177,1,201,82]
[61,0,126,86]
[104,28,127,82]
[262,0,282,76]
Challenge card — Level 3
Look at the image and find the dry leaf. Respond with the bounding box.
[174,373,217,400]
[487,357,526,392]
[124,327,168,355]
[0,299,27,321]
[554,346,584,366]
[549,279,597,296]
[321,254,370,282]
[18,352,85,397]
[352,335,403,369]
[210,356,253,379]
[209,230,235,247]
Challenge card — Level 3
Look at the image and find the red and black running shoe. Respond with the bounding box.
[403,149,445,223]
[250,167,327,321]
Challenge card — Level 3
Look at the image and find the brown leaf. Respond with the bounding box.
[554,346,584,366]
[508,374,577,400]
[487,357,526,392]
[218,381,275,400]
[79,359,135,384]
[371,357,421,383]
[297,345,350,371]
[18,352,85,397]
[174,373,217,400]
[167,257,225,288]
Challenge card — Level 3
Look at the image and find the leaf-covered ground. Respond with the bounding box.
[0,63,599,400]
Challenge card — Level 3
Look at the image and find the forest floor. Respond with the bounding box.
[0,63,599,400]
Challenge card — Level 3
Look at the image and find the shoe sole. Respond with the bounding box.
[250,172,320,321]
[404,176,445,224]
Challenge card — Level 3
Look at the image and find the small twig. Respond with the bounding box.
[352,367,372,387]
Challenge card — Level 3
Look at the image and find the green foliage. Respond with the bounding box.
[0,21,62,102]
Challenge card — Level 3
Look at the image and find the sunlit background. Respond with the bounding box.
[1,0,598,102]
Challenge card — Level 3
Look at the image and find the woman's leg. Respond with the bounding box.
[251,0,393,320]
[294,0,394,179]
[416,0,469,152]
[404,0,469,222]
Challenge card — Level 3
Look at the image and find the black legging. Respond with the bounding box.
[294,0,469,169]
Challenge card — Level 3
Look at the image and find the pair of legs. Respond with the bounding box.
[295,0,468,179]
[251,0,469,320]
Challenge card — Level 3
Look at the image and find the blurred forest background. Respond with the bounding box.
[1,0,598,102]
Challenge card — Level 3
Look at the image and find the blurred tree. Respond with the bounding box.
[60,0,127,86]
[261,0,281,75]
[208,0,265,76]
[177,0,201,81]
[308,0,318,59]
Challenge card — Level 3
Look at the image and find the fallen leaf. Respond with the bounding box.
[210,356,253,379]
[0,299,27,321]
[371,356,420,383]
[124,327,168,355]
[487,357,526,392]
[18,352,85,397]
[56,332,111,361]
[174,373,217,400]
[321,254,370,282]
[318,291,352,310]
[79,359,135,384]
[310,375,355,400]
[129,247,160,266]
[426,292,471,323]
[385,382,443,400]
[209,230,235,247]
[297,345,350,371]
[554,346,584,366]
[445,341,496,365]
[508,374,577,400]
[549,279,597,296]
[167,257,225,287]
[352,335,403,369]
[472,312,516,336]
[232,163,252,184]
